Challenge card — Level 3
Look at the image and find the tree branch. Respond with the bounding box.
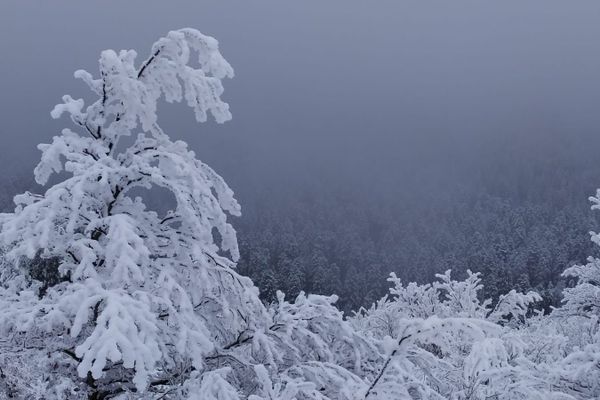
[364,334,412,399]
[137,48,162,79]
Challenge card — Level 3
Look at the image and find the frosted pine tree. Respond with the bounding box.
[0,27,260,397]
[0,28,381,400]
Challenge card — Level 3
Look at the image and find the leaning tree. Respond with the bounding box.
[0,29,377,399]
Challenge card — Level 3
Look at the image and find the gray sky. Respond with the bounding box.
[2,1,600,202]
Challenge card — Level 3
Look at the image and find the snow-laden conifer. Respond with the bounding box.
[0,28,376,399]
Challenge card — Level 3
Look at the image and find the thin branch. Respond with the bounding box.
[138,48,162,79]
[364,334,412,399]
[61,348,82,362]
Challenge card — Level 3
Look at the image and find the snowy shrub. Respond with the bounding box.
[350,271,584,399]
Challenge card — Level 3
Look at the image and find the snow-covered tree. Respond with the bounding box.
[0,26,246,398]
[0,28,377,400]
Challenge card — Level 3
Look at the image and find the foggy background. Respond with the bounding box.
[2,1,600,310]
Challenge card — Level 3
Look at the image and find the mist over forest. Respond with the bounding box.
[3,1,600,312]
[4,126,600,311]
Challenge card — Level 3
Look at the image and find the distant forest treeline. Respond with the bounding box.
[3,131,600,312]
[236,190,598,312]
[235,131,600,311]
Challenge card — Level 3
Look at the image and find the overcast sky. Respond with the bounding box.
[2,1,600,202]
